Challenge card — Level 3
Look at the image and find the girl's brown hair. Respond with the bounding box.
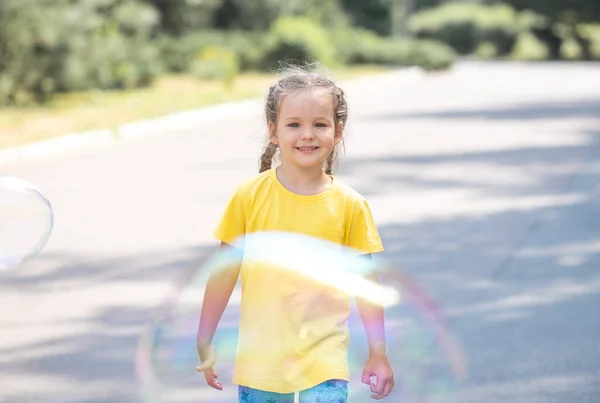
[259,63,348,175]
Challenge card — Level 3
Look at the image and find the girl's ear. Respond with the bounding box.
[268,121,279,145]
[334,121,344,145]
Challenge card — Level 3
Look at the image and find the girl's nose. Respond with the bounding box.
[301,128,314,140]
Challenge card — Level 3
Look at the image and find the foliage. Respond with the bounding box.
[340,0,392,36]
[496,0,600,24]
[143,0,222,35]
[410,2,521,56]
[157,30,268,73]
[0,0,463,107]
[495,0,600,60]
[259,17,337,72]
[475,42,499,59]
[510,32,549,60]
[0,0,162,106]
[213,0,348,31]
[190,46,240,87]
[579,24,600,59]
[330,27,456,70]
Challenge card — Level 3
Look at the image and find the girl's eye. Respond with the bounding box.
[288,123,300,128]
[316,123,326,128]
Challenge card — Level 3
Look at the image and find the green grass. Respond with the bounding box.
[0,65,389,149]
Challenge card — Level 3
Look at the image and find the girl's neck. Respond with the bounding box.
[276,164,332,196]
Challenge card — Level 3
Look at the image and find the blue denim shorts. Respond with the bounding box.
[238,379,348,403]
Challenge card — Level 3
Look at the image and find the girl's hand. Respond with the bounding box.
[361,353,394,399]
[196,343,222,390]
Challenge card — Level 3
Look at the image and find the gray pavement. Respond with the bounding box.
[1,61,599,402]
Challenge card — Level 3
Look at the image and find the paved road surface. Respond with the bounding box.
[1,61,599,402]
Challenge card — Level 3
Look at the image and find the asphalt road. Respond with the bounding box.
[1,61,599,403]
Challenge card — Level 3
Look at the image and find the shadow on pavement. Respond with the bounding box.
[367,98,600,121]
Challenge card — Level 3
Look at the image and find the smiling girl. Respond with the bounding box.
[196,63,394,402]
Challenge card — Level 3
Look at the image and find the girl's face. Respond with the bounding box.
[269,89,342,172]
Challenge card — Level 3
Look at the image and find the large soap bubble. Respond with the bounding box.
[136,231,467,402]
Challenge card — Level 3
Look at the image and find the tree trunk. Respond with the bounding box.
[391,0,414,37]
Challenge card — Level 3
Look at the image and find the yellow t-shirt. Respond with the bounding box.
[213,167,383,393]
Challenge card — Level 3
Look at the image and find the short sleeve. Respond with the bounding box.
[347,198,384,254]
[213,186,246,246]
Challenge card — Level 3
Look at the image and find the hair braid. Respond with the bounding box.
[259,142,278,173]
[325,150,335,175]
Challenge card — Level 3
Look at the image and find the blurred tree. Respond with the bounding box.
[414,0,442,12]
[409,2,521,56]
[340,0,392,35]
[342,0,438,37]
[493,0,600,59]
[143,0,223,35]
[284,0,349,28]
[390,0,414,37]
[214,0,279,30]
[0,0,63,104]
[0,0,161,105]
[213,0,347,31]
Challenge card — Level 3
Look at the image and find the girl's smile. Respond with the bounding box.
[295,146,319,153]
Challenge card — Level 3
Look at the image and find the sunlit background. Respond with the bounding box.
[1,0,599,402]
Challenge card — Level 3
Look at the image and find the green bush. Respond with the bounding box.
[475,42,498,59]
[260,16,337,71]
[580,24,600,59]
[510,32,549,61]
[525,22,600,61]
[164,22,457,75]
[561,38,583,60]
[410,2,521,56]
[329,27,385,64]
[555,24,600,61]
[330,28,456,71]
[58,34,163,92]
[158,30,269,73]
[157,35,200,73]
[394,39,457,71]
[477,6,521,55]
[410,3,478,54]
[191,46,240,86]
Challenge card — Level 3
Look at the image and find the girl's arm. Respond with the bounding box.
[356,254,394,398]
[355,254,387,356]
[196,242,242,348]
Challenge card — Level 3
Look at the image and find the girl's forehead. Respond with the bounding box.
[278,89,334,116]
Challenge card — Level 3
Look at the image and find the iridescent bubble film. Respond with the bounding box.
[0,176,54,271]
[136,232,467,402]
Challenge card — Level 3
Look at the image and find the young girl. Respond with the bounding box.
[196,64,394,402]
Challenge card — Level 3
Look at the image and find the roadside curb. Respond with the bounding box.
[117,98,263,141]
[0,129,116,165]
[0,67,425,165]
